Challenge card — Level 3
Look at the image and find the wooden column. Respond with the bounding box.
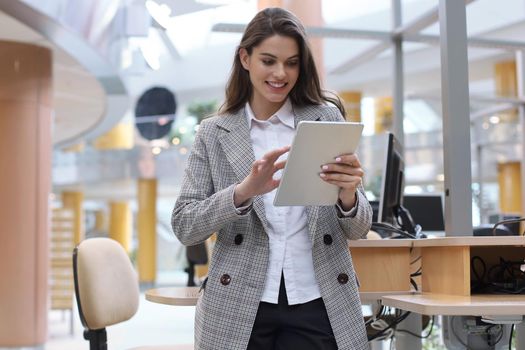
[495,60,518,122]
[498,161,522,214]
[109,201,132,252]
[0,41,52,346]
[93,122,134,150]
[137,178,157,284]
[340,91,362,122]
[375,97,393,134]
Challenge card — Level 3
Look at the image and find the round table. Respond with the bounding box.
[145,287,200,306]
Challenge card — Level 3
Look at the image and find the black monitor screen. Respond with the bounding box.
[378,133,405,227]
[402,195,445,231]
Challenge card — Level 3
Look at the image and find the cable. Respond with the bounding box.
[484,324,504,347]
[367,310,411,341]
[396,315,434,339]
[410,278,418,291]
[410,255,422,265]
[371,222,417,239]
[492,217,525,236]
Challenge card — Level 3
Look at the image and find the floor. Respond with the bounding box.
[46,271,195,350]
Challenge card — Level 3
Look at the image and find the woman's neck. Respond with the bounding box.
[249,98,285,121]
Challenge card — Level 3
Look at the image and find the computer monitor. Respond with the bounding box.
[402,195,445,231]
[377,133,417,234]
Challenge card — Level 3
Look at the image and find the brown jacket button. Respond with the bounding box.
[220,274,231,285]
[323,234,333,245]
[337,273,349,284]
[234,234,243,245]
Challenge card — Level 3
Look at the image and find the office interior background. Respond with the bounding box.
[1,0,525,349]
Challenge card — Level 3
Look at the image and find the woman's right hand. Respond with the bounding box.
[233,146,290,207]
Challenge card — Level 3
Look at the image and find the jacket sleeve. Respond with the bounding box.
[337,185,372,240]
[171,122,249,246]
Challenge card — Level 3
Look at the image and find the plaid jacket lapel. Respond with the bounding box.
[217,109,270,232]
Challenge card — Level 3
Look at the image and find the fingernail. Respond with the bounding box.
[319,173,326,178]
[322,165,328,170]
[335,157,341,162]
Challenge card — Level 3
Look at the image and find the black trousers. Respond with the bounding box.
[247,274,338,350]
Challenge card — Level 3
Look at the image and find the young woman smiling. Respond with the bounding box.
[172,7,371,350]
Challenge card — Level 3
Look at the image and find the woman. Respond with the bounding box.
[172,7,371,350]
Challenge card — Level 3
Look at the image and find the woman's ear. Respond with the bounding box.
[239,48,250,70]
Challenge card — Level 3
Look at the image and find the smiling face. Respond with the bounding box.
[239,34,300,119]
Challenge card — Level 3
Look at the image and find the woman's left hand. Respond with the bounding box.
[319,153,364,211]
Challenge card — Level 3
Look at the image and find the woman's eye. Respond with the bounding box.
[287,60,299,67]
[262,59,274,65]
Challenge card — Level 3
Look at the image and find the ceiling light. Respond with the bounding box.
[488,115,500,124]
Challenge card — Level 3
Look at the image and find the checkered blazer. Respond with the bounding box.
[172,103,372,350]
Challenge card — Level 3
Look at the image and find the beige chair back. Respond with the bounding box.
[74,237,139,330]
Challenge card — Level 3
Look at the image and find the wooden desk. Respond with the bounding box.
[382,293,525,316]
[349,236,525,315]
[146,237,525,313]
[146,287,200,306]
[145,286,389,305]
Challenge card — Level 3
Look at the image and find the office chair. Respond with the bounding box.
[73,237,193,350]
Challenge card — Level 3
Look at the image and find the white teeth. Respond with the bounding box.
[268,81,285,88]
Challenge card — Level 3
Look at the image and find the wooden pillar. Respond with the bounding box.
[494,60,518,122]
[0,41,52,346]
[62,191,84,245]
[375,97,393,134]
[93,122,134,150]
[498,161,522,214]
[109,201,132,252]
[340,91,362,122]
[137,178,157,284]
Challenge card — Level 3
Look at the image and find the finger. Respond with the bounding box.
[252,159,266,174]
[320,172,362,183]
[274,160,286,171]
[319,173,351,182]
[334,153,361,168]
[263,145,290,163]
[323,178,362,189]
[321,164,364,177]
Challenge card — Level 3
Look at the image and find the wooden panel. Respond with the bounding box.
[421,246,470,296]
[350,247,411,292]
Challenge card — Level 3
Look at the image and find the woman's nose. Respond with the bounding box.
[273,64,285,79]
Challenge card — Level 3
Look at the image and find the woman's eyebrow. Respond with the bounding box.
[259,53,299,60]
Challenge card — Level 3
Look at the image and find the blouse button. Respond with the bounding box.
[323,234,333,245]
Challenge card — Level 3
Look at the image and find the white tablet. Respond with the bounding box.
[273,121,364,206]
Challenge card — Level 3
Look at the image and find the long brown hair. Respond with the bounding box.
[220,7,345,116]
